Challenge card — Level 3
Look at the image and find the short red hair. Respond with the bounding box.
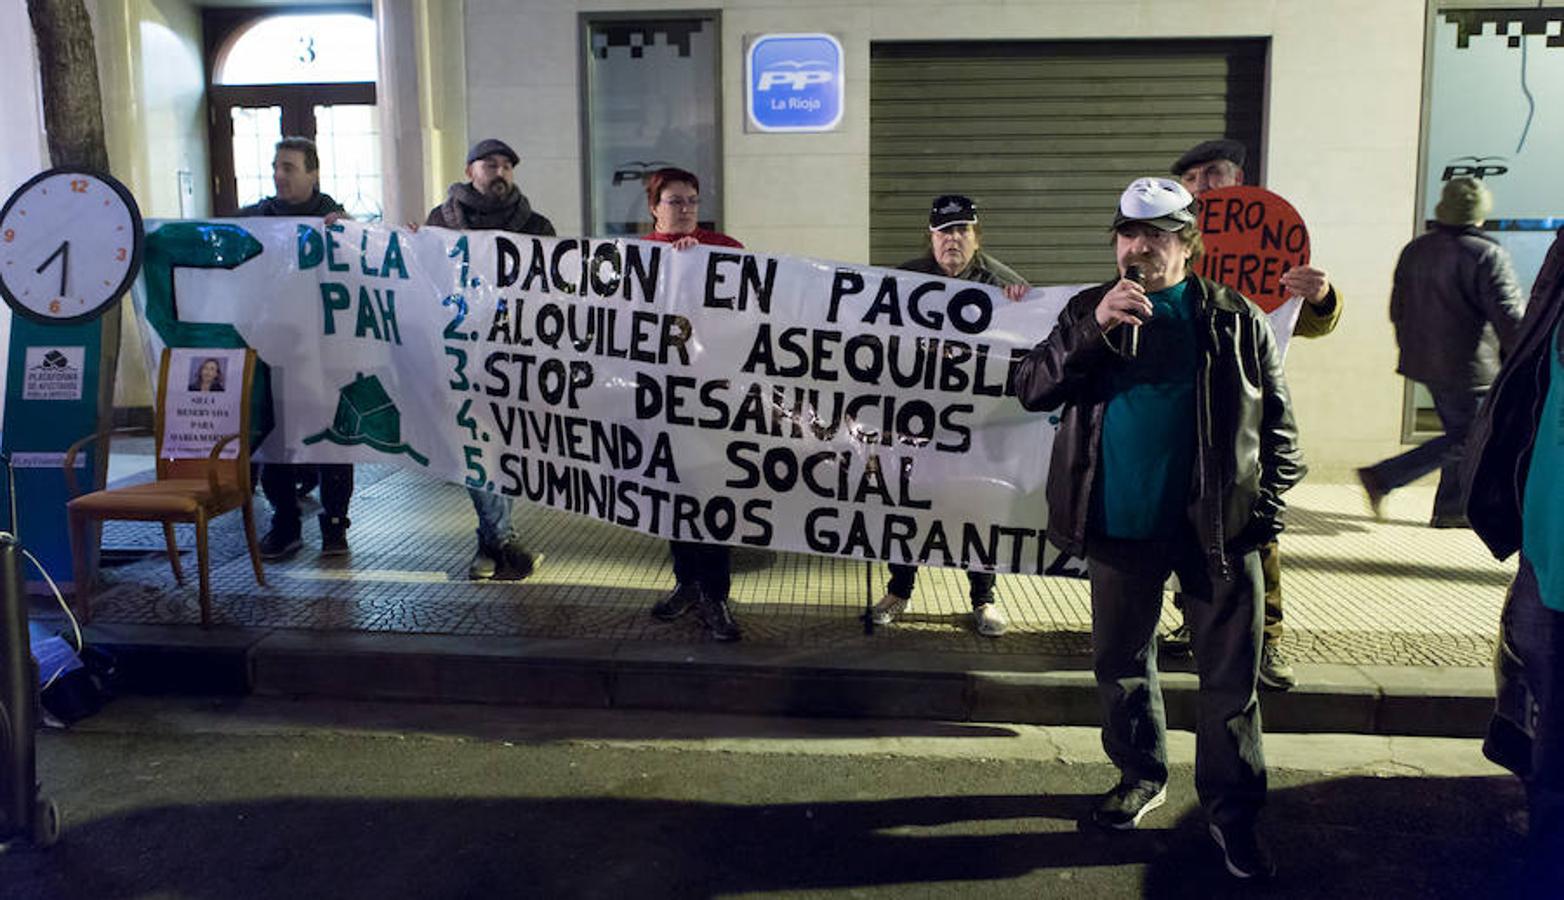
[645,167,700,208]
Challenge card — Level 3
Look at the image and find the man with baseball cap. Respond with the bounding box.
[1165,139,1343,691]
[425,138,556,580]
[869,194,1027,637]
[1013,177,1303,880]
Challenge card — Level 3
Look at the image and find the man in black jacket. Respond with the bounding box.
[239,137,355,560]
[425,138,553,580]
[1012,177,1304,880]
[1358,177,1525,527]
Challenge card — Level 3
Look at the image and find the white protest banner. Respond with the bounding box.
[131,220,1293,575]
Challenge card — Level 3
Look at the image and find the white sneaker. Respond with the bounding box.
[870,591,910,625]
[973,603,1008,637]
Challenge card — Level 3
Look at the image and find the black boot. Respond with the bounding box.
[319,514,350,557]
[696,591,742,642]
[651,583,699,621]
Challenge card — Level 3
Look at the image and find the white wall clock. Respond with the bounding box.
[0,168,144,326]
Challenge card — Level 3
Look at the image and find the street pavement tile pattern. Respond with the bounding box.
[72,465,1513,667]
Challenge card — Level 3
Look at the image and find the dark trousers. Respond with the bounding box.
[1487,557,1564,889]
[261,463,353,534]
[1087,534,1267,830]
[1361,384,1484,520]
[669,540,731,600]
[886,564,996,609]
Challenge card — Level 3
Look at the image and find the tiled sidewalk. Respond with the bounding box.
[66,454,1515,669]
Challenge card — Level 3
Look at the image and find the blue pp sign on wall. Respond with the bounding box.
[746,33,844,133]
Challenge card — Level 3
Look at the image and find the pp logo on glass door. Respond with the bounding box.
[747,34,844,132]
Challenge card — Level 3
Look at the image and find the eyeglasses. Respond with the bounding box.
[659,196,700,210]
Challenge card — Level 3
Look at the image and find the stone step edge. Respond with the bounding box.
[79,623,1496,739]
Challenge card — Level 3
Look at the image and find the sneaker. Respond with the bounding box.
[973,602,1008,637]
[1356,467,1388,521]
[493,542,540,581]
[696,593,742,642]
[259,527,302,561]
[1162,622,1193,658]
[469,543,499,580]
[1209,822,1276,880]
[870,591,910,626]
[1091,780,1167,830]
[651,583,699,622]
[318,515,350,557]
[1258,642,1297,691]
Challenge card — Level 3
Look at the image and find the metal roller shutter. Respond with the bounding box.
[870,39,1268,285]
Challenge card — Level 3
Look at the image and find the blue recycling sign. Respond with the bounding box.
[746,33,844,133]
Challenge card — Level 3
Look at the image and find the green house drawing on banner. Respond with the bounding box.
[303,372,429,466]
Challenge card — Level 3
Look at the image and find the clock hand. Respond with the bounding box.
[36,239,71,296]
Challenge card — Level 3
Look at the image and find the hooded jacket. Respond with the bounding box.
[1011,274,1305,576]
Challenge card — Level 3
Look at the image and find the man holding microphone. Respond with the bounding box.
[1012,177,1304,880]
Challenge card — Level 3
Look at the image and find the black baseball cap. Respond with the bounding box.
[1171,139,1246,176]
[467,138,519,165]
[929,194,978,231]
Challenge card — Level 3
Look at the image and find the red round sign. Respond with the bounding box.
[1195,186,1311,313]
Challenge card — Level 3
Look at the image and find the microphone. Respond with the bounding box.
[1121,264,1146,358]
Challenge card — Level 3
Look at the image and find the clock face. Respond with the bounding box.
[0,168,144,325]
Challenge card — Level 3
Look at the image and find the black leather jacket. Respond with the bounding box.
[1011,275,1306,576]
[1466,228,1564,560]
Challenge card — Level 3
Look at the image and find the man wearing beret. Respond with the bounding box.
[1163,139,1343,690]
[1013,177,1303,879]
[426,138,555,580]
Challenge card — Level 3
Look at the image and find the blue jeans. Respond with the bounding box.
[469,487,515,548]
[1361,383,1483,520]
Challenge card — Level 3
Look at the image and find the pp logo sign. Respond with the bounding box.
[1441,156,1509,181]
[747,33,844,133]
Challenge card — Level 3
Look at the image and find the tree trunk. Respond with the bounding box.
[26,0,110,172]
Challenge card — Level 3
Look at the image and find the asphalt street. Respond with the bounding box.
[0,698,1537,899]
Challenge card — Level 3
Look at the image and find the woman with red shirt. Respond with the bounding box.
[643,167,743,641]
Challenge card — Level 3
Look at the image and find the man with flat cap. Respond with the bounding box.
[870,194,1027,637]
[426,137,555,580]
[1164,139,1343,690]
[1013,177,1303,880]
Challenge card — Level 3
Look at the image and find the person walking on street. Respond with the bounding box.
[1358,177,1526,528]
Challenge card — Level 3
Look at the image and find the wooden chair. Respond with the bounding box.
[65,348,265,627]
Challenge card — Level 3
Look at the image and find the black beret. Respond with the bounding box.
[1171,139,1246,176]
